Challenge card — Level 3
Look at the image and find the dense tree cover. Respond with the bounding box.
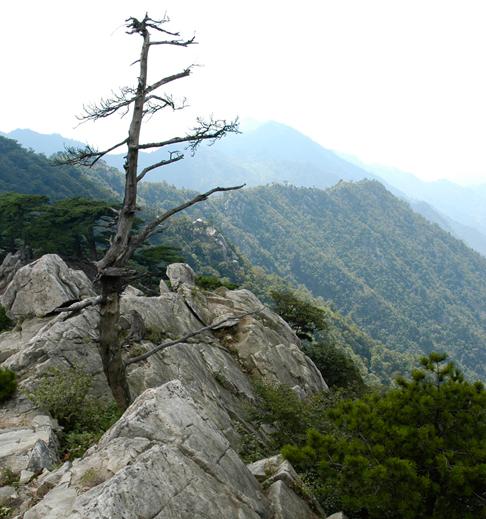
[0,193,115,260]
[202,181,486,380]
[0,136,119,200]
[283,353,486,518]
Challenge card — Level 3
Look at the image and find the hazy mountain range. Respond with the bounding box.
[2,123,486,256]
[1,136,486,380]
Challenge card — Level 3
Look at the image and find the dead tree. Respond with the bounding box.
[60,14,242,410]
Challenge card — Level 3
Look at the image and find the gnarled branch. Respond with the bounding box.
[51,295,103,314]
[126,308,262,365]
[136,152,184,182]
[56,138,128,167]
[137,117,240,153]
[129,183,245,252]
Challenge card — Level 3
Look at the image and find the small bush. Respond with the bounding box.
[303,341,365,392]
[270,290,327,341]
[0,368,17,403]
[0,467,19,487]
[0,306,13,332]
[195,274,238,291]
[27,367,121,459]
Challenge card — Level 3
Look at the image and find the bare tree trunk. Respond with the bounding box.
[98,276,131,409]
[57,14,242,411]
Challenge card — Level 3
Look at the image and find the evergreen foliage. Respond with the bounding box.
[0,136,117,200]
[270,289,327,340]
[195,274,238,290]
[0,306,13,332]
[283,353,486,518]
[303,341,365,390]
[0,368,17,403]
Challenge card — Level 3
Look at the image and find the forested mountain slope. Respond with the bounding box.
[7,126,486,258]
[0,136,121,200]
[0,139,409,384]
[203,180,486,379]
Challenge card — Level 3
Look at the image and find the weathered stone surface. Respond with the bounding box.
[36,461,72,498]
[0,397,60,473]
[0,485,18,508]
[159,279,170,294]
[121,285,143,297]
[19,469,35,485]
[1,256,328,519]
[248,454,298,487]
[27,438,59,474]
[248,455,325,518]
[0,249,30,294]
[1,254,94,319]
[267,480,321,519]
[24,381,270,519]
[327,513,348,519]
[2,307,108,397]
[128,341,257,449]
[166,262,196,290]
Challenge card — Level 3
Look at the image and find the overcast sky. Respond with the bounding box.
[2,0,486,185]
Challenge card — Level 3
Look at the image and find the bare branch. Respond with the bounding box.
[149,36,197,47]
[78,86,137,122]
[56,138,128,167]
[136,152,184,182]
[129,184,245,251]
[137,117,240,153]
[126,309,262,365]
[143,94,188,120]
[51,296,103,314]
[145,67,193,95]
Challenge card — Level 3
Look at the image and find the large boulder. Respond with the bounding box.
[166,263,196,291]
[1,254,94,319]
[23,380,270,519]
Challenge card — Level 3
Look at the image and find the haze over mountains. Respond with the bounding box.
[2,123,486,257]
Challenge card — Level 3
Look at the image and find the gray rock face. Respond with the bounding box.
[1,254,94,319]
[1,256,328,519]
[166,262,196,290]
[2,307,108,397]
[0,249,30,294]
[268,480,321,519]
[0,399,60,474]
[24,381,270,519]
[248,455,324,519]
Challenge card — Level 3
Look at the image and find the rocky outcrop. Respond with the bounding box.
[1,254,94,319]
[0,257,328,518]
[23,381,270,519]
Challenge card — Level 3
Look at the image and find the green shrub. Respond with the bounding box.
[27,367,121,459]
[0,306,13,332]
[0,368,17,403]
[195,274,238,291]
[270,290,327,341]
[283,353,486,518]
[0,467,19,487]
[303,341,365,392]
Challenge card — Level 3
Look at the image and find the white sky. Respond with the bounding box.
[2,0,486,185]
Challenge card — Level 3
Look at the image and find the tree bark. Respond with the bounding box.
[98,276,131,410]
